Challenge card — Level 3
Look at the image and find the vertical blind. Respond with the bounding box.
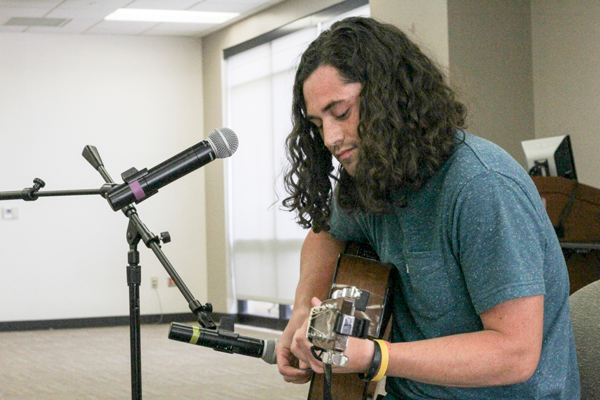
[226,5,370,305]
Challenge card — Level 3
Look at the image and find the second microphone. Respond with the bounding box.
[168,322,278,365]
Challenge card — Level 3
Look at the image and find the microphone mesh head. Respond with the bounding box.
[261,339,277,365]
[207,127,239,159]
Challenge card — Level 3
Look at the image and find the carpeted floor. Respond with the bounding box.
[0,323,309,400]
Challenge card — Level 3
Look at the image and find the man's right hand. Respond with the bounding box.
[276,323,313,384]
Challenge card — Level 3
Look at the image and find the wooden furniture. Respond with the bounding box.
[532,176,600,293]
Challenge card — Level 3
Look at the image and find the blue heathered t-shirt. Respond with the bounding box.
[329,132,580,399]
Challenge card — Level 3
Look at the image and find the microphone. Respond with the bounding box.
[168,322,278,365]
[106,127,238,211]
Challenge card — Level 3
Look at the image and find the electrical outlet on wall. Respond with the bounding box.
[2,207,18,219]
[151,276,158,289]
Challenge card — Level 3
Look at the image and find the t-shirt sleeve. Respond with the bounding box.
[454,171,547,314]
[328,195,369,244]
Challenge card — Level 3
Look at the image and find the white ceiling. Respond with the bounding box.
[0,0,284,37]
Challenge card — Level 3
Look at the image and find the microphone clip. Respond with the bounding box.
[120,167,158,203]
[214,316,240,342]
[122,167,147,183]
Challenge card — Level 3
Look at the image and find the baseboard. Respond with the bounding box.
[0,313,196,332]
[0,313,288,332]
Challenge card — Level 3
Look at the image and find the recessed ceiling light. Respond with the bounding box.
[105,9,239,24]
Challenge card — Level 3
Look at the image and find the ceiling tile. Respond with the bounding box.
[86,19,159,35]
[0,0,62,7]
[0,5,50,19]
[0,0,284,37]
[146,21,215,37]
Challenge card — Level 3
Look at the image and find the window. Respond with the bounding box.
[225,4,370,311]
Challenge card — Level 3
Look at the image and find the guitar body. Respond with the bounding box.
[307,242,396,400]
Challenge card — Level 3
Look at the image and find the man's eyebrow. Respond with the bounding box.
[306,100,344,120]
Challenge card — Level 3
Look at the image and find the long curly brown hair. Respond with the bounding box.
[283,17,467,233]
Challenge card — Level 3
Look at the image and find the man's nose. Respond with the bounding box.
[322,120,343,150]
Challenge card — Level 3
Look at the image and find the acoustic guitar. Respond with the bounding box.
[307,242,396,400]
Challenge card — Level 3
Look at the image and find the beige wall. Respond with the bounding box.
[371,0,449,68]
[447,0,600,188]
[448,0,535,162]
[531,0,600,188]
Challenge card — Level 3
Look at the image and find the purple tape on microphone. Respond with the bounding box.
[129,181,146,201]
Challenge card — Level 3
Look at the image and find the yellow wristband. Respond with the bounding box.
[372,340,389,382]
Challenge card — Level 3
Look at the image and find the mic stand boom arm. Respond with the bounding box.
[0,177,114,201]
[123,206,216,328]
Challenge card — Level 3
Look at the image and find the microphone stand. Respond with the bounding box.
[0,145,218,400]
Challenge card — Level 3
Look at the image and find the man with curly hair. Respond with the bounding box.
[275,17,579,399]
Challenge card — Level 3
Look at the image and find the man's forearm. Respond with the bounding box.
[388,330,537,387]
[343,295,543,387]
[292,230,345,314]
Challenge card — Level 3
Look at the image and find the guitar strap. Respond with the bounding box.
[310,347,334,400]
[323,364,334,400]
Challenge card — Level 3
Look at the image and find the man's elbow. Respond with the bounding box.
[508,347,541,384]
[489,342,541,386]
